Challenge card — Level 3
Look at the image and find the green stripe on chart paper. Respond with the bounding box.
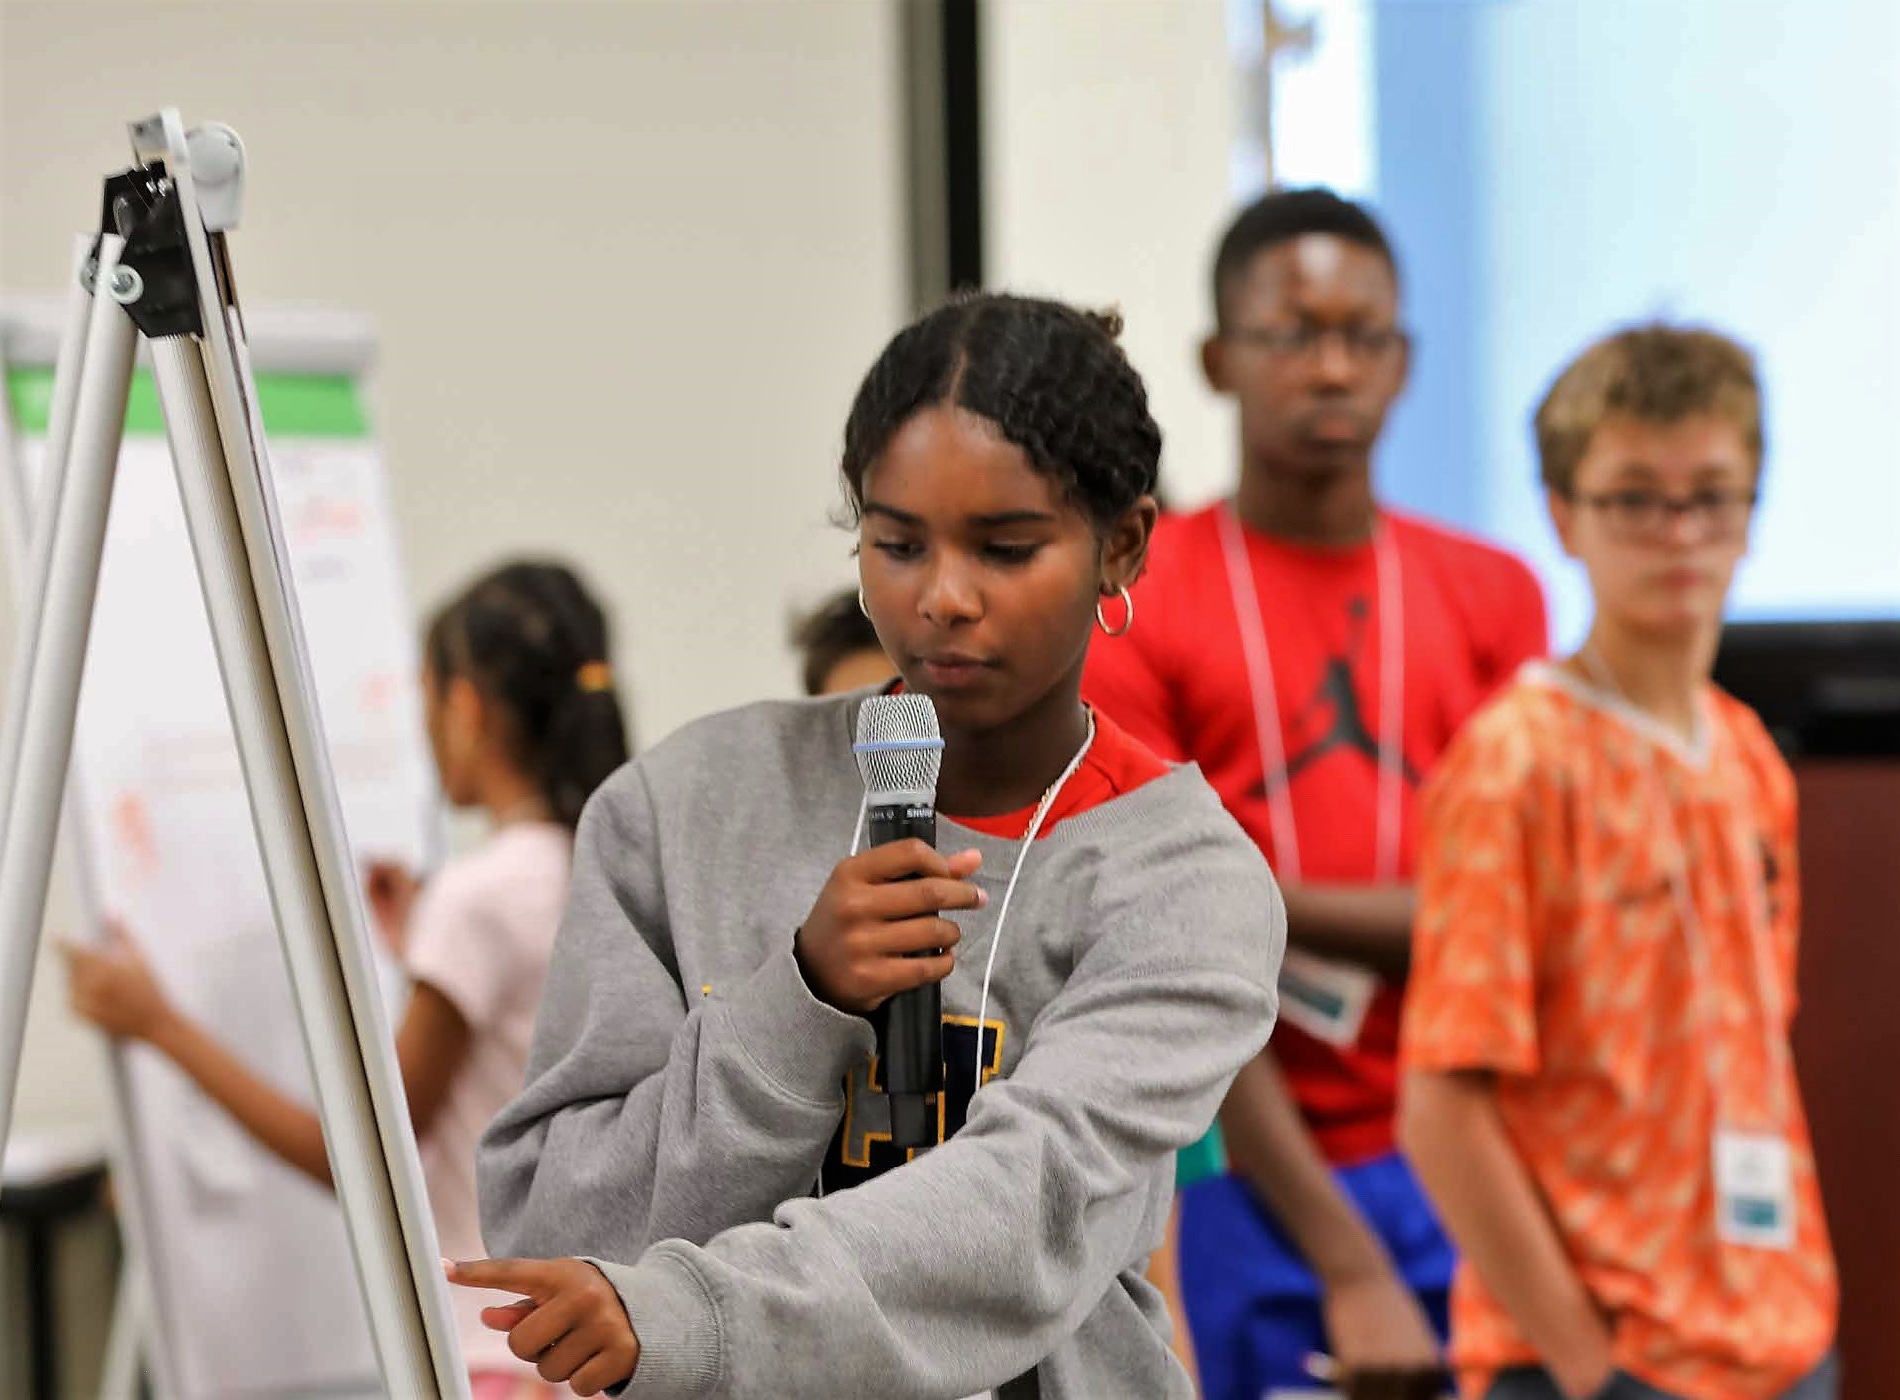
[5,366,368,438]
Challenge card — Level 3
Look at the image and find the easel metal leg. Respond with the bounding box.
[0,235,137,1151]
[149,335,457,1394]
[0,235,97,910]
[0,235,186,1399]
[100,1253,147,1400]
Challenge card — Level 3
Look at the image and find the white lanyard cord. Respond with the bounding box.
[848,711,1099,1107]
[1374,520,1404,882]
[973,709,1096,1106]
[1217,504,1405,886]
[1577,648,1788,1127]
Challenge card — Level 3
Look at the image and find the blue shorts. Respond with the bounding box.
[1179,1151,1456,1400]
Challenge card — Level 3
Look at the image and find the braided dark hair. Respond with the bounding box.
[424,561,630,830]
[840,293,1162,533]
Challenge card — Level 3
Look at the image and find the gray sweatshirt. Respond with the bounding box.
[477,693,1284,1399]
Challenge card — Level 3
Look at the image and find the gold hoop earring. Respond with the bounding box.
[1096,585,1134,638]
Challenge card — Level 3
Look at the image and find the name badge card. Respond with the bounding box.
[1714,1127,1795,1250]
[1277,949,1378,1048]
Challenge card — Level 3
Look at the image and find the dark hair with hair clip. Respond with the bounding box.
[839,292,1162,534]
[424,560,630,830]
[1211,186,1401,327]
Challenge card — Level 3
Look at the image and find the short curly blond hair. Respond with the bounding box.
[1535,323,1762,496]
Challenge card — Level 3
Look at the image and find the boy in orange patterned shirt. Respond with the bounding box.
[1399,324,1838,1400]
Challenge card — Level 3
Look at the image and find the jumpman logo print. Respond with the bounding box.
[1255,594,1419,800]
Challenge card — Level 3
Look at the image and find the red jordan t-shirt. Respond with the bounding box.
[1084,502,1546,1164]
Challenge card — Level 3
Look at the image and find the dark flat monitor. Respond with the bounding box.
[1714,620,1900,758]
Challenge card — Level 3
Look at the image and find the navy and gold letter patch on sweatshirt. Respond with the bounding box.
[821,1015,1003,1193]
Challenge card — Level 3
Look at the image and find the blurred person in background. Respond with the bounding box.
[1401,325,1837,1400]
[793,586,895,696]
[66,560,631,1400]
[1087,187,1547,1400]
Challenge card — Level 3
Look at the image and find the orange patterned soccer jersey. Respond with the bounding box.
[1403,663,1836,1400]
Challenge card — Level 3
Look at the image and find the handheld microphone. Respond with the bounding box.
[853,692,945,1150]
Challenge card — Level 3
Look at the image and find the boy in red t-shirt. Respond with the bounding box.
[1086,188,1546,1400]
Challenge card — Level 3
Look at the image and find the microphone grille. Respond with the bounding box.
[853,692,943,802]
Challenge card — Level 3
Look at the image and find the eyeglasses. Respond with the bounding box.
[1222,324,1408,362]
[1565,487,1759,541]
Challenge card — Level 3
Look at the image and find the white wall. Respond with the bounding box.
[982,0,1238,508]
[0,0,908,1135]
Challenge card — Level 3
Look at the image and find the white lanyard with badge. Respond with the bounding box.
[1218,505,1404,1049]
[1580,648,1796,1251]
